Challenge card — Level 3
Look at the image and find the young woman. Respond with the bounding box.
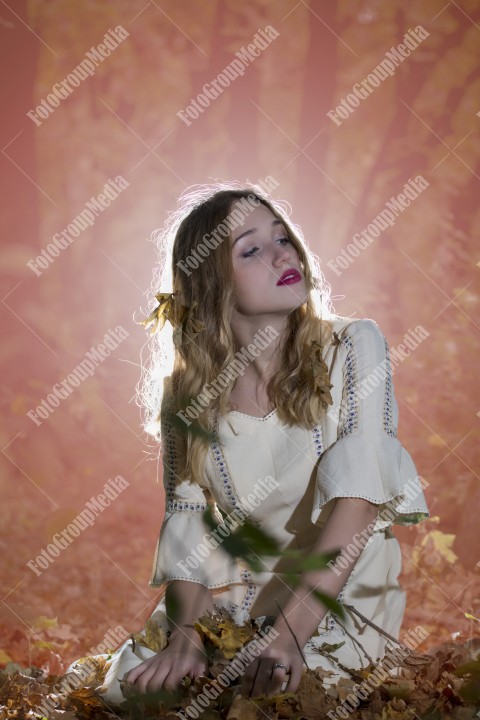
[67,182,429,705]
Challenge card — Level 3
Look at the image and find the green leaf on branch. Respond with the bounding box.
[311,589,346,620]
[281,547,340,571]
[202,505,282,571]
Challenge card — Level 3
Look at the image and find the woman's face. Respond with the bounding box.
[229,200,308,319]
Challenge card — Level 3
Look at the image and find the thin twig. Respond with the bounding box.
[335,617,374,666]
[343,602,431,661]
[343,604,402,646]
[274,600,310,670]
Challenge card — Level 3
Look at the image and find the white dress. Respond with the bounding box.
[67,317,429,705]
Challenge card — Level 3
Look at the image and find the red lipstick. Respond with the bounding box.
[277,268,302,286]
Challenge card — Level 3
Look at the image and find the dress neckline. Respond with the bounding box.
[226,408,277,421]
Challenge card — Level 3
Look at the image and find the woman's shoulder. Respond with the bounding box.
[324,314,385,345]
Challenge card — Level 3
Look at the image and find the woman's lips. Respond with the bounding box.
[277,270,302,286]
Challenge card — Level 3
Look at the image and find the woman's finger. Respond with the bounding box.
[242,659,261,697]
[186,660,208,681]
[134,663,167,695]
[267,664,290,696]
[124,654,158,684]
[160,662,202,691]
[246,660,295,698]
[147,658,207,694]
[284,664,302,695]
[249,659,277,698]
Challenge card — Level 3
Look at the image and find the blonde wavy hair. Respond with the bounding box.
[137,180,341,486]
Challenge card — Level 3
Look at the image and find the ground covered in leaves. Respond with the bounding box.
[1,608,479,720]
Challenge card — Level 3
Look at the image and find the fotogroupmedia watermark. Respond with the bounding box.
[27,175,130,276]
[36,624,129,717]
[27,326,130,427]
[27,26,130,126]
[327,176,430,277]
[176,625,280,719]
[176,325,279,426]
[327,625,429,719]
[176,475,280,579]
[177,26,279,127]
[328,475,430,576]
[27,475,129,577]
[177,175,279,276]
[327,26,430,126]
[326,324,430,424]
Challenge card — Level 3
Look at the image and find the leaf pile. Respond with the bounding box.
[1,609,479,719]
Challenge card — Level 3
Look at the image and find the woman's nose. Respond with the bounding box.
[272,243,293,266]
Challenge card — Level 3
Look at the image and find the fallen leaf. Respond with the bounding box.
[131,617,168,653]
[226,692,259,719]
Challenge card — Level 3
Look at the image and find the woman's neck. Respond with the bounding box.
[230,313,288,365]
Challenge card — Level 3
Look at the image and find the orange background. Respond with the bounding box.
[0,0,479,672]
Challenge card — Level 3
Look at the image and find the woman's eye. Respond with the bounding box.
[242,247,259,257]
[241,238,289,258]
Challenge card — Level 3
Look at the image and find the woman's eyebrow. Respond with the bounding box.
[232,219,284,247]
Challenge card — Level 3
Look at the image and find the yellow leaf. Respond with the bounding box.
[427,434,447,447]
[226,692,259,719]
[194,615,253,660]
[464,612,480,622]
[0,649,13,664]
[73,655,110,686]
[31,615,58,630]
[422,530,458,563]
[33,640,57,650]
[10,395,28,415]
[131,618,168,653]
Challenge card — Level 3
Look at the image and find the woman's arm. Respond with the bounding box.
[125,579,214,693]
[166,579,215,646]
[242,497,379,697]
[273,496,379,646]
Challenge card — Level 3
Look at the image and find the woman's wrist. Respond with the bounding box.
[168,624,203,647]
[272,609,323,650]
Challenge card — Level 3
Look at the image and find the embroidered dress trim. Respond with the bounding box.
[166,500,208,512]
[211,429,246,514]
[337,330,398,442]
[312,424,324,457]
[164,421,208,513]
[338,334,359,439]
[239,568,257,613]
[383,337,397,438]
[325,587,346,631]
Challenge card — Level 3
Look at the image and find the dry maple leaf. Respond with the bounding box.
[72,655,110,686]
[225,692,259,719]
[295,670,331,716]
[383,697,417,718]
[251,690,299,717]
[194,608,256,659]
[130,617,168,653]
[384,678,417,700]
[402,649,434,667]
[66,685,109,713]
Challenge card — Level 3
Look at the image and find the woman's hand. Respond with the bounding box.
[123,630,207,696]
[240,635,304,698]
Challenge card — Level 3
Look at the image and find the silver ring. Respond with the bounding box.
[271,662,289,673]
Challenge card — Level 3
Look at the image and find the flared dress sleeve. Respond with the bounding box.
[149,416,243,589]
[311,319,429,531]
